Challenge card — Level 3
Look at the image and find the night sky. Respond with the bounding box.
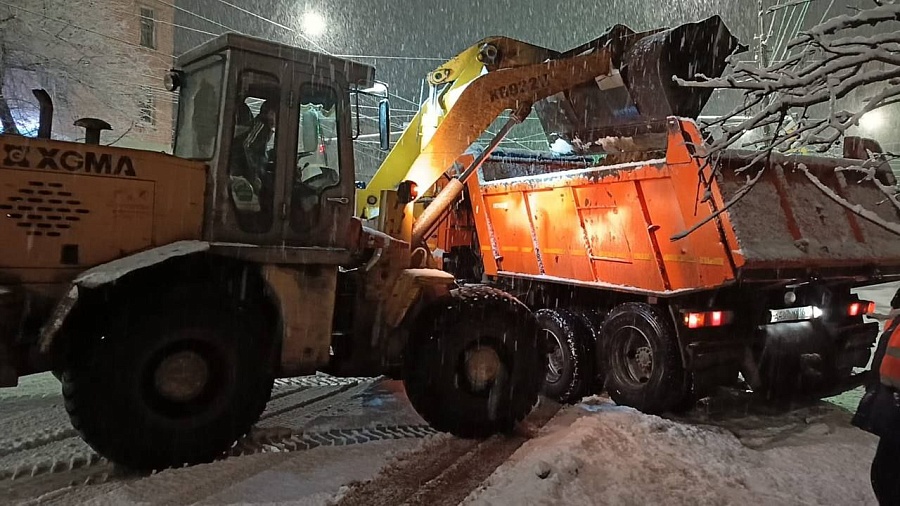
[172,0,885,175]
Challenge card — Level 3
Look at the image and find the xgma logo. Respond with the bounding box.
[2,143,137,177]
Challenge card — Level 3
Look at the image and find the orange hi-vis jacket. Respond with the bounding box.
[880,308,900,389]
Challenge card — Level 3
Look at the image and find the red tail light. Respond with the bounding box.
[684,310,733,329]
[686,313,701,329]
[849,300,876,317]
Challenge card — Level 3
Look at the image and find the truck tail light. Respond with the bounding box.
[683,310,733,329]
[848,300,875,317]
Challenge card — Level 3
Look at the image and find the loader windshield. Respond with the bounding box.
[174,57,225,160]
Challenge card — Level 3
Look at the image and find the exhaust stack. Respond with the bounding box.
[74,118,112,145]
[31,89,53,139]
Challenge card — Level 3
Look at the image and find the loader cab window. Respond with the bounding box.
[291,84,341,233]
[173,58,224,160]
[228,71,280,233]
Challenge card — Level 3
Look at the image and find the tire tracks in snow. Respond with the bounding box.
[7,424,441,505]
[334,399,562,506]
[0,375,366,469]
[0,376,410,503]
[0,395,77,461]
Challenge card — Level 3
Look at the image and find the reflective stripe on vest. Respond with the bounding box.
[880,312,900,389]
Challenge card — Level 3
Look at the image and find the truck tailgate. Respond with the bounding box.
[716,150,900,277]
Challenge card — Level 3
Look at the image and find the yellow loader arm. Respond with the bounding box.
[357,36,613,244]
[356,36,555,220]
[356,37,609,219]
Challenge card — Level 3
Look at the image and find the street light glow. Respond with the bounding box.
[301,11,326,38]
[859,110,886,132]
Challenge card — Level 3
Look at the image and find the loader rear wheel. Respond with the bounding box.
[62,286,274,470]
[537,309,592,403]
[403,286,544,438]
[601,303,687,414]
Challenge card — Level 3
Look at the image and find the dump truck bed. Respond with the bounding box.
[717,149,900,276]
[469,118,900,295]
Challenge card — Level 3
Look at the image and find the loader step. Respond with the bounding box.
[0,287,20,387]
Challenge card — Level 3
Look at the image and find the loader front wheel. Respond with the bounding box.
[403,286,544,438]
[601,303,688,414]
[62,286,274,470]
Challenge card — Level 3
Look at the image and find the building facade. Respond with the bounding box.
[0,1,176,153]
[105,0,177,153]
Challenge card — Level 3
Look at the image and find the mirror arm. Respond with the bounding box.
[352,86,361,141]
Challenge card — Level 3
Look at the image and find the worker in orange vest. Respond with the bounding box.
[854,288,900,505]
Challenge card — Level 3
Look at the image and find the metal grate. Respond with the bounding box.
[0,181,90,237]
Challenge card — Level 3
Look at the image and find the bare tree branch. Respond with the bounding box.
[0,2,152,138]
[673,1,900,241]
[797,163,900,234]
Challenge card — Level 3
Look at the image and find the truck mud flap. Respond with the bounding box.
[835,320,880,371]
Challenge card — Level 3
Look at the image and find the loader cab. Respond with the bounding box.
[170,33,379,251]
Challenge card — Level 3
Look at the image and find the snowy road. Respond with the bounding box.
[0,375,436,504]
[0,373,884,505]
[0,281,894,505]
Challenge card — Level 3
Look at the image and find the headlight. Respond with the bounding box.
[768,306,823,324]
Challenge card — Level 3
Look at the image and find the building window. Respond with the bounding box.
[139,86,155,126]
[139,7,156,49]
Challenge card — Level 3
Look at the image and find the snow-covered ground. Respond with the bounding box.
[462,398,877,506]
[1,282,894,504]
[457,283,897,506]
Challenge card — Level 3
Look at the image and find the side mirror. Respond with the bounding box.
[378,99,391,151]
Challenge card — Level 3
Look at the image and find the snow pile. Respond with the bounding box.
[463,400,878,506]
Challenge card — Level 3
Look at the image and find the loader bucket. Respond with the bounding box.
[534,15,745,152]
[621,15,744,122]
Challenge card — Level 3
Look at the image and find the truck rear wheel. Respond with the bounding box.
[601,302,688,414]
[536,309,592,403]
[62,286,274,470]
[403,286,543,437]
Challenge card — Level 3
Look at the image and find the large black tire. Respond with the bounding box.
[403,285,544,438]
[536,309,593,404]
[62,286,274,470]
[601,302,688,414]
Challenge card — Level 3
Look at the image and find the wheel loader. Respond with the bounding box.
[0,31,634,470]
[359,15,900,413]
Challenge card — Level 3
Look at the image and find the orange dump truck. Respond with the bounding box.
[359,15,900,414]
[439,119,900,413]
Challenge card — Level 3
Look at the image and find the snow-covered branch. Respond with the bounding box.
[676,1,900,239]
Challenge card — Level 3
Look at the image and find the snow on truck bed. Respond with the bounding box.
[462,398,878,506]
[717,150,900,268]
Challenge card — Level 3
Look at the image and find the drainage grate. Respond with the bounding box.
[1,182,89,237]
